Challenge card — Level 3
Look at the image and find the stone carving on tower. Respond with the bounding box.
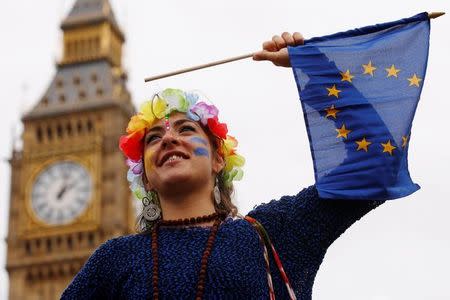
[6,1,135,298]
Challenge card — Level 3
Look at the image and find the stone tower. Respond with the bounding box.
[6,1,135,298]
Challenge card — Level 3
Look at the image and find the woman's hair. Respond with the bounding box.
[136,129,237,233]
[118,88,244,233]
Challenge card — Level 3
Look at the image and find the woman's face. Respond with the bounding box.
[143,112,224,194]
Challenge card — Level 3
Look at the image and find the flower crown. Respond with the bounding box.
[119,88,245,200]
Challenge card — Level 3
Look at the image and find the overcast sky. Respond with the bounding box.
[1,1,449,299]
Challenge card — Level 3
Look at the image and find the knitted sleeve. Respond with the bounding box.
[248,185,384,271]
[60,238,121,299]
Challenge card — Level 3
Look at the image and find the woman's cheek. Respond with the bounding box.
[144,149,154,171]
[189,137,210,158]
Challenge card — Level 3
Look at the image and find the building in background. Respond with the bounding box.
[6,0,135,298]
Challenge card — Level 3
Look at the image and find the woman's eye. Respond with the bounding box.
[146,135,160,144]
[179,125,196,133]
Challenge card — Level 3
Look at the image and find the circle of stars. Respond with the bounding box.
[322,61,421,155]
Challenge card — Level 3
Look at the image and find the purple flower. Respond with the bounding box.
[126,158,143,175]
[190,102,219,125]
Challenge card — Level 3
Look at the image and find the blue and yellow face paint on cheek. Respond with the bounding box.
[190,137,209,157]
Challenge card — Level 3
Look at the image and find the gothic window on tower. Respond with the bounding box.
[77,120,83,134]
[79,90,86,101]
[57,124,63,139]
[88,38,93,54]
[96,87,103,97]
[87,119,94,132]
[66,122,73,136]
[56,78,64,88]
[46,126,53,141]
[94,37,100,53]
[59,94,66,103]
[73,75,81,86]
[91,72,98,83]
[46,238,52,253]
[36,127,43,143]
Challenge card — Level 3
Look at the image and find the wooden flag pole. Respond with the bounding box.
[144,53,255,82]
[144,11,445,83]
[428,12,445,19]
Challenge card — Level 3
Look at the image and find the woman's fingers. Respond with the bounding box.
[293,32,305,45]
[252,48,289,66]
[272,35,286,50]
[281,32,295,46]
[254,32,304,67]
[262,40,278,52]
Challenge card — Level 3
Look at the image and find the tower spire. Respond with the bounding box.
[60,0,124,66]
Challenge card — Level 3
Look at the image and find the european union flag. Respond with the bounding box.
[288,13,430,200]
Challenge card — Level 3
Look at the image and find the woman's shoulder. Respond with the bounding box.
[91,233,150,261]
[249,185,318,216]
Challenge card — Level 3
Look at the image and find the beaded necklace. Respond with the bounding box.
[151,212,227,300]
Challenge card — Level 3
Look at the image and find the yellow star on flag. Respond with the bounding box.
[327,84,341,98]
[402,135,409,148]
[381,140,396,155]
[325,105,340,119]
[340,70,355,83]
[336,124,351,139]
[362,61,377,76]
[407,74,422,87]
[386,64,401,78]
[356,137,372,152]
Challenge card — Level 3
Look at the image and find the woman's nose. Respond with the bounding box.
[161,130,180,148]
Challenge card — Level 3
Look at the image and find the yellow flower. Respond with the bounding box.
[126,115,149,134]
[152,96,168,119]
[139,101,156,124]
[224,153,245,172]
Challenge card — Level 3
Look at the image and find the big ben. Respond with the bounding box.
[6,0,135,298]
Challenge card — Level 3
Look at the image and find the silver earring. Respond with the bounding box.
[214,178,221,205]
[142,191,161,221]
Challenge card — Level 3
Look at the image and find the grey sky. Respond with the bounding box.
[1,1,449,299]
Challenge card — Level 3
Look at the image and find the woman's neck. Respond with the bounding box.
[158,185,215,221]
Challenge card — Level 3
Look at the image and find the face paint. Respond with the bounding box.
[190,137,208,146]
[193,147,209,157]
[144,149,154,171]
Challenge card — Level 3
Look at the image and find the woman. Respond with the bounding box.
[62,32,384,299]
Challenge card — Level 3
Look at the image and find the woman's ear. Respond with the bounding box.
[142,173,153,191]
[212,153,225,174]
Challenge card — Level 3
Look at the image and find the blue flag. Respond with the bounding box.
[288,13,430,200]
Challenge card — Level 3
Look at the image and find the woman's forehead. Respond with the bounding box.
[147,112,202,133]
[150,112,189,127]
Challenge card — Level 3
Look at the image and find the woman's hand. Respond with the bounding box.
[253,32,304,67]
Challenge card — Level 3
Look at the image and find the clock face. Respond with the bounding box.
[31,161,92,225]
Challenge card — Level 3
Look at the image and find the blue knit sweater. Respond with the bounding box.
[61,186,383,299]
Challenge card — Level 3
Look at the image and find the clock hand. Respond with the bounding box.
[59,181,79,201]
[56,185,67,200]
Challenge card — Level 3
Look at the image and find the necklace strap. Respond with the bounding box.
[158,212,227,227]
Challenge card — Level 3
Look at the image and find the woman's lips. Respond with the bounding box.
[159,151,189,166]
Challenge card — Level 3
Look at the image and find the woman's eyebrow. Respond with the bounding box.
[147,125,164,133]
[172,119,198,127]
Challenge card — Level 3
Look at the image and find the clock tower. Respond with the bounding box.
[6,1,135,298]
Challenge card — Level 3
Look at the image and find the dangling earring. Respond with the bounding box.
[214,177,221,205]
[142,191,161,221]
